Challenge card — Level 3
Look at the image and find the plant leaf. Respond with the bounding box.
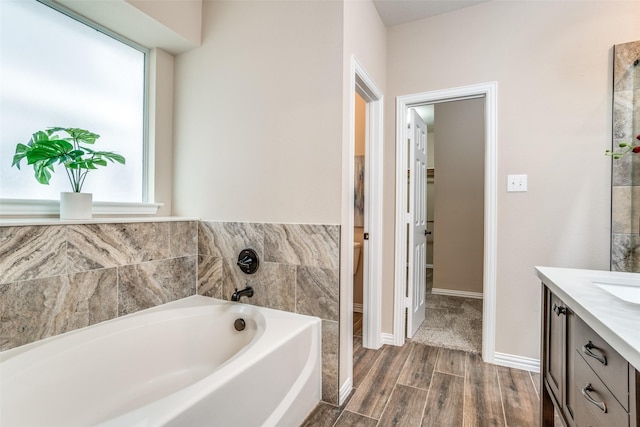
[33,162,53,185]
[12,143,30,168]
[25,140,75,165]
[61,127,100,145]
[94,151,126,164]
[29,130,52,145]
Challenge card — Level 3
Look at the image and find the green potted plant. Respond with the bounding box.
[12,127,125,219]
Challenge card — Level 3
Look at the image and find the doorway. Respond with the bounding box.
[408,99,485,354]
[393,82,498,364]
[339,56,384,405]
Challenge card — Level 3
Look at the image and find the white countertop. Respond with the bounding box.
[535,266,640,371]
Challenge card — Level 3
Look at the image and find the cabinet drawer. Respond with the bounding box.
[574,352,629,427]
[574,316,629,409]
[573,386,602,427]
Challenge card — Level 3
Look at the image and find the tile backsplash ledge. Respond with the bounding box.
[0,216,199,227]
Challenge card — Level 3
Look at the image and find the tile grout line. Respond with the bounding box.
[528,371,540,401]
[396,382,434,393]
[333,408,378,426]
[495,364,508,427]
[433,367,465,378]
[374,382,399,426]
[462,352,468,427]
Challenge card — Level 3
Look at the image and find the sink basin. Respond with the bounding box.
[590,276,640,304]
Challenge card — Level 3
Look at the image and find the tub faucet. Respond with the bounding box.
[231,285,254,302]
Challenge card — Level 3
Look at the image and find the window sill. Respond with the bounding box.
[0,198,166,224]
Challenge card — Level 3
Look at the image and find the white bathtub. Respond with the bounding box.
[0,296,322,427]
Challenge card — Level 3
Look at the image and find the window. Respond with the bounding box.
[0,0,148,205]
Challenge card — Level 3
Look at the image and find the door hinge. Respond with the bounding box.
[363,232,369,240]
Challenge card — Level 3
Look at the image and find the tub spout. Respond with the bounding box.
[231,286,254,302]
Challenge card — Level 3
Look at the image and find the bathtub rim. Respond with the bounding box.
[0,295,319,362]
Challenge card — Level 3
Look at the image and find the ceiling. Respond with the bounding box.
[372,0,489,27]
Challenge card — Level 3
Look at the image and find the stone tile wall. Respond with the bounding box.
[611,40,640,271]
[0,221,198,350]
[0,219,342,405]
[197,221,341,404]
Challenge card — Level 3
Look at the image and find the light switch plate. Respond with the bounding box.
[507,174,527,192]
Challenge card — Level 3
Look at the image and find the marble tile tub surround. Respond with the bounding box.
[197,221,341,404]
[611,39,640,272]
[0,221,198,351]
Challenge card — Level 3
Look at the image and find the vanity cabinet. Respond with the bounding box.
[541,285,639,427]
[542,287,576,424]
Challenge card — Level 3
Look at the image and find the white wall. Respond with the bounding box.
[385,1,640,360]
[173,0,344,224]
[433,98,484,294]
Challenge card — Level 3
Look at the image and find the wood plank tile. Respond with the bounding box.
[463,353,505,427]
[421,372,464,427]
[334,410,378,427]
[346,343,413,419]
[378,384,428,427]
[300,402,343,427]
[435,347,467,377]
[398,342,439,390]
[497,366,540,427]
[353,337,382,388]
[302,340,540,427]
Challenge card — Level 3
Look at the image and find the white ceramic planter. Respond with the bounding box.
[60,192,92,220]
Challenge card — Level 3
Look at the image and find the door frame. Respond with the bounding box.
[351,56,384,350]
[339,55,384,404]
[393,82,498,363]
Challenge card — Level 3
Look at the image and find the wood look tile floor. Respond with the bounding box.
[301,313,540,427]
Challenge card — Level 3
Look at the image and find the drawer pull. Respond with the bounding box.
[581,383,607,413]
[552,303,566,316]
[582,341,607,365]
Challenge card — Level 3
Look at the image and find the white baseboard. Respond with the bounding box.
[338,378,353,405]
[431,287,483,299]
[381,332,395,346]
[353,303,363,313]
[494,352,540,373]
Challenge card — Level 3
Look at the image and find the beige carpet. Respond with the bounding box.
[410,293,483,354]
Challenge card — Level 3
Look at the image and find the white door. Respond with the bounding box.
[407,109,428,338]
